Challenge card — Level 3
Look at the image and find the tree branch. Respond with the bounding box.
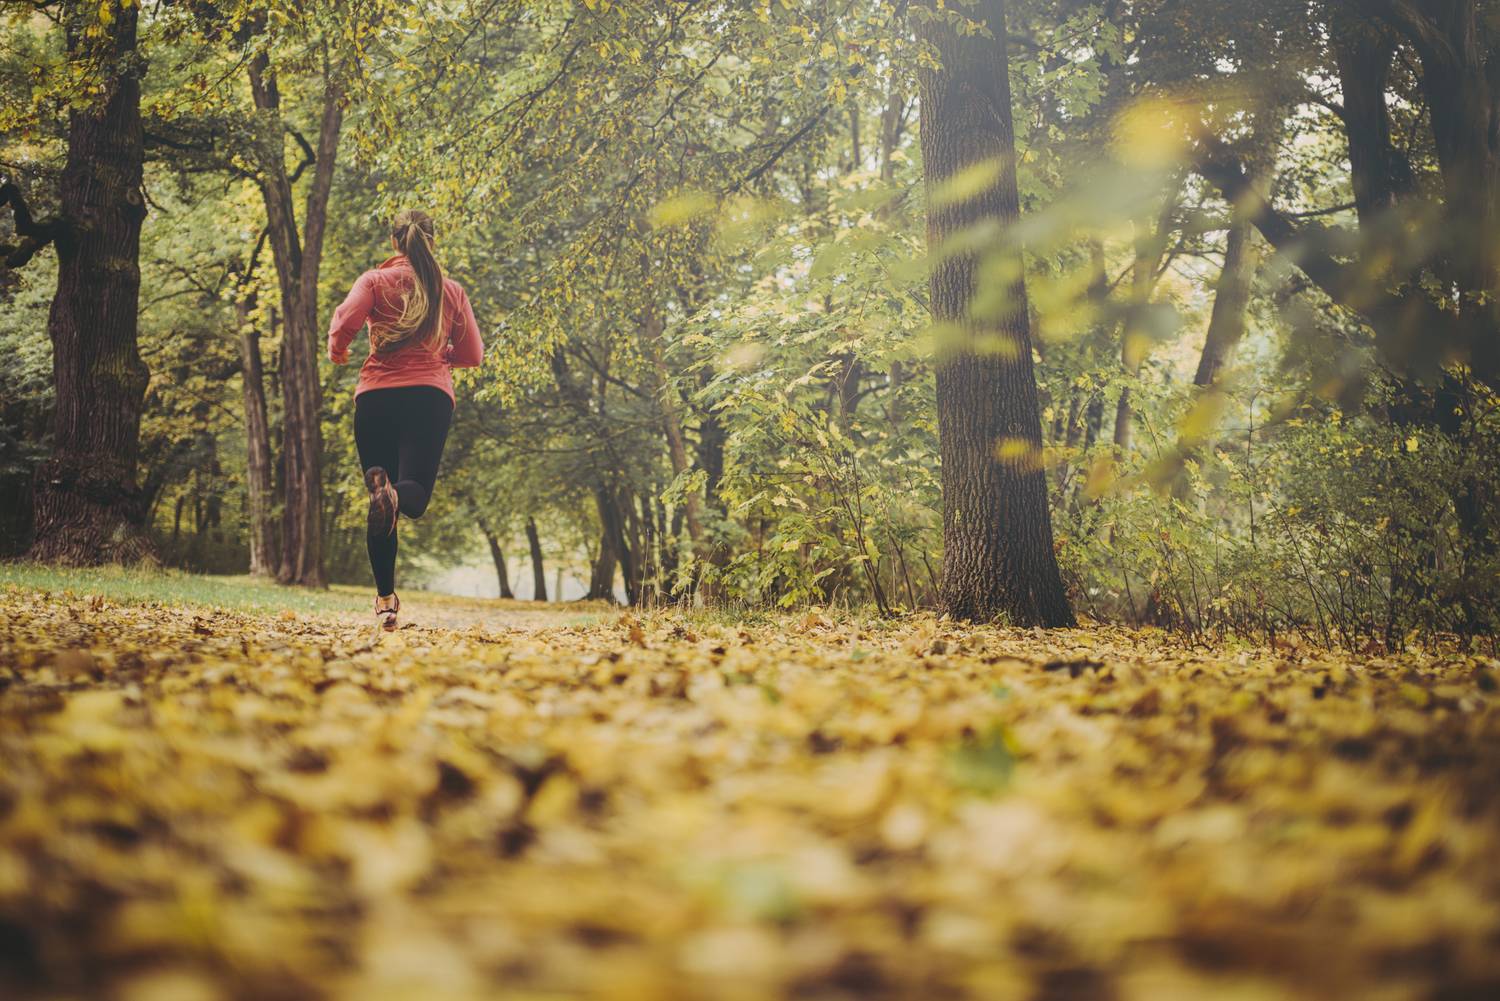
[1355,0,1453,63]
[733,106,833,192]
[286,126,317,184]
[0,179,60,269]
[1196,135,1470,380]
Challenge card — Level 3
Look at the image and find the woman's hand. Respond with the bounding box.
[329,347,350,365]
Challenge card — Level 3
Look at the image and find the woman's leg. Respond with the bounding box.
[392,386,455,519]
[354,391,403,596]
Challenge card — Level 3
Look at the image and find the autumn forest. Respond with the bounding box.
[2,1,1499,998]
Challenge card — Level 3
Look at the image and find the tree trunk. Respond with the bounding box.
[1193,219,1258,387]
[879,80,905,183]
[643,307,704,546]
[1201,5,1498,389]
[587,522,616,601]
[526,516,547,601]
[637,490,659,604]
[695,375,726,508]
[1402,0,1500,359]
[236,297,279,577]
[29,3,152,565]
[619,486,645,604]
[918,0,1074,626]
[1113,191,1178,451]
[588,486,637,603]
[486,530,514,599]
[1331,21,1410,230]
[249,55,343,587]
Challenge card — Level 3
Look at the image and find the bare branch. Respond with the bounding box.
[0,179,61,269]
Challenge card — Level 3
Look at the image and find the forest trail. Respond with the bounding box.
[2,578,1499,1000]
[319,590,606,634]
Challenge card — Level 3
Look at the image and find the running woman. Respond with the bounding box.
[328,209,484,631]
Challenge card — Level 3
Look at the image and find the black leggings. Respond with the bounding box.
[354,385,454,595]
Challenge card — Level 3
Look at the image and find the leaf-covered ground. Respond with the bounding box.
[1,575,1498,1001]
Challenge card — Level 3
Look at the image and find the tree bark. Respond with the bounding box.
[918,0,1074,626]
[485,529,514,599]
[587,522,615,601]
[587,486,637,603]
[1193,219,1259,387]
[248,54,343,587]
[1390,0,1499,320]
[236,296,279,577]
[526,516,547,601]
[29,3,152,565]
[1331,19,1411,229]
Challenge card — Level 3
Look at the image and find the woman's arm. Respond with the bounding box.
[446,287,485,368]
[327,272,375,363]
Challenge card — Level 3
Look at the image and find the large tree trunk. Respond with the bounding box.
[918,0,1074,626]
[236,297,279,577]
[29,3,152,565]
[1329,11,1495,628]
[248,55,342,587]
[1331,20,1411,230]
[525,516,547,601]
[1400,0,1500,368]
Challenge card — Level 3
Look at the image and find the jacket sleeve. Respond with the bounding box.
[447,287,485,368]
[328,272,375,363]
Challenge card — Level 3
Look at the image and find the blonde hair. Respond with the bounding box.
[372,209,445,354]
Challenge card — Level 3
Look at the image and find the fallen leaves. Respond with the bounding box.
[0,585,1498,999]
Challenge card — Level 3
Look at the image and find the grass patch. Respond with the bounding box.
[0,563,376,617]
[0,563,614,628]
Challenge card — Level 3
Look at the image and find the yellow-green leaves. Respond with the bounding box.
[649,190,716,229]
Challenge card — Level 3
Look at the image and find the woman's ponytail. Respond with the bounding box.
[372,209,446,354]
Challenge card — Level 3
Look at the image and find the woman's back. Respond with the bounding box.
[328,254,484,400]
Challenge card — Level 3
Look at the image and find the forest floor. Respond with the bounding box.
[1,568,1498,1001]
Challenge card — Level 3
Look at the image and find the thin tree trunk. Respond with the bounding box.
[1113,191,1178,451]
[918,0,1074,626]
[619,487,643,605]
[486,530,514,599]
[526,516,547,601]
[637,490,658,604]
[587,522,616,601]
[236,297,279,577]
[249,55,343,587]
[643,307,704,546]
[29,3,152,565]
[588,486,637,603]
[1193,220,1259,387]
[879,80,905,183]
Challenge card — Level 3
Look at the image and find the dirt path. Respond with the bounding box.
[328,591,609,634]
[1,584,1498,1000]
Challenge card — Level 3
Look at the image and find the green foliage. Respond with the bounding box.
[1054,380,1500,647]
[4,0,1498,643]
